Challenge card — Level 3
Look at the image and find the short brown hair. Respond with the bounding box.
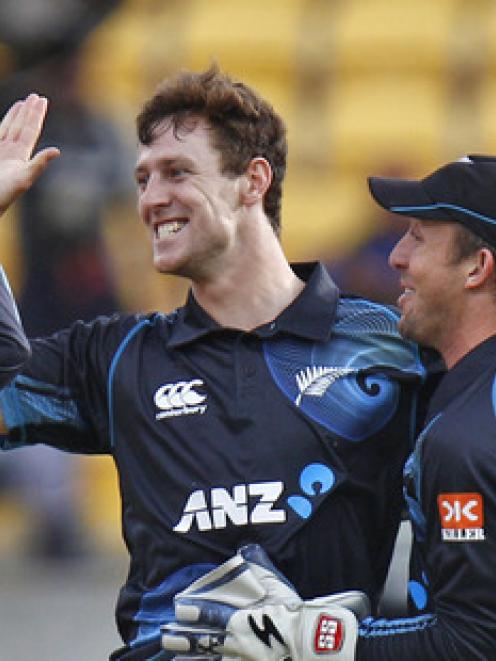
[137,66,287,235]
[451,223,496,263]
[451,223,496,293]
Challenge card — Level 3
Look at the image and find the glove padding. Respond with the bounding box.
[162,544,369,660]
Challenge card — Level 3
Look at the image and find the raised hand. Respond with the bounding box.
[0,93,60,216]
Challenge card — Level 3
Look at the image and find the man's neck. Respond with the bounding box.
[440,296,496,369]
[191,250,305,331]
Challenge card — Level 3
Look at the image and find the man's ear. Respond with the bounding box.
[465,247,496,290]
[240,157,272,206]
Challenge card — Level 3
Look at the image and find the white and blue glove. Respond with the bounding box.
[161,544,369,660]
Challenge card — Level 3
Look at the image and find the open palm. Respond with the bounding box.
[0,93,59,216]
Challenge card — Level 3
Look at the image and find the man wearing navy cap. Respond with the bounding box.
[164,155,496,659]
[359,154,496,657]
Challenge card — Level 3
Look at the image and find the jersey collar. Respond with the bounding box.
[167,262,339,347]
[427,333,496,418]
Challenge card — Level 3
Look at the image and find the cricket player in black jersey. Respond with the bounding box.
[164,156,496,660]
[0,74,430,660]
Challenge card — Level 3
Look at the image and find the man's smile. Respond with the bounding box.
[154,219,188,240]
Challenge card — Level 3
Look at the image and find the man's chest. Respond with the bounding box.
[109,332,412,530]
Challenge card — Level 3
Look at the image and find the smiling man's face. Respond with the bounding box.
[135,116,243,281]
[388,218,469,353]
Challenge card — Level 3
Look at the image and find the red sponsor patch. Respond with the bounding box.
[437,493,484,529]
[314,614,343,653]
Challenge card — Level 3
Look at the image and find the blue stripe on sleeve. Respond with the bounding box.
[0,376,85,447]
[107,318,152,448]
[359,613,436,638]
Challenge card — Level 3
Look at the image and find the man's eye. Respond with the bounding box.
[170,167,188,178]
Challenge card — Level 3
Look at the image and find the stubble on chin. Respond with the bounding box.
[398,313,435,350]
[397,314,417,343]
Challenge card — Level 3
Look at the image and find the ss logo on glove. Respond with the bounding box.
[314,614,343,652]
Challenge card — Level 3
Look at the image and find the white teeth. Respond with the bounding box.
[157,221,186,239]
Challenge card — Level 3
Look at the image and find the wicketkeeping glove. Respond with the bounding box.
[161,544,369,660]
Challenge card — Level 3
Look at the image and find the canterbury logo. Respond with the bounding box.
[248,614,286,648]
[154,379,207,419]
[295,366,355,406]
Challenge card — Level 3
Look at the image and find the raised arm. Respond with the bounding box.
[0,93,59,216]
[0,94,59,385]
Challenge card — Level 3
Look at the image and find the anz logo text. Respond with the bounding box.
[173,463,336,533]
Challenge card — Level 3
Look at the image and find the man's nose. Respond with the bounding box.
[141,175,173,210]
[388,235,408,270]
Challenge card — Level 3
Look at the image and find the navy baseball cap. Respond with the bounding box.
[368,155,496,249]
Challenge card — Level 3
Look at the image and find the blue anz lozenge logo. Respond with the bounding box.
[287,463,336,519]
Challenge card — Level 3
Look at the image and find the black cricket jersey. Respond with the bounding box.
[357,334,496,660]
[0,263,426,658]
[0,265,30,389]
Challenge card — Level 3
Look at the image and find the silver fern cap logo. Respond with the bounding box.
[295,366,356,406]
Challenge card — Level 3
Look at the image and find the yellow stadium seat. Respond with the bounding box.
[481,6,496,80]
[282,172,374,261]
[79,1,150,119]
[182,0,303,76]
[330,0,457,75]
[80,0,193,120]
[477,79,496,155]
[327,76,448,173]
[79,456,123,552]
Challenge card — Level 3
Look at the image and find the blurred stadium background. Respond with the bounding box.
[0,0,494,657]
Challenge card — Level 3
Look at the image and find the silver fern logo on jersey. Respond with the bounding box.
[295,366,356,406]
[154,379,207,419]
